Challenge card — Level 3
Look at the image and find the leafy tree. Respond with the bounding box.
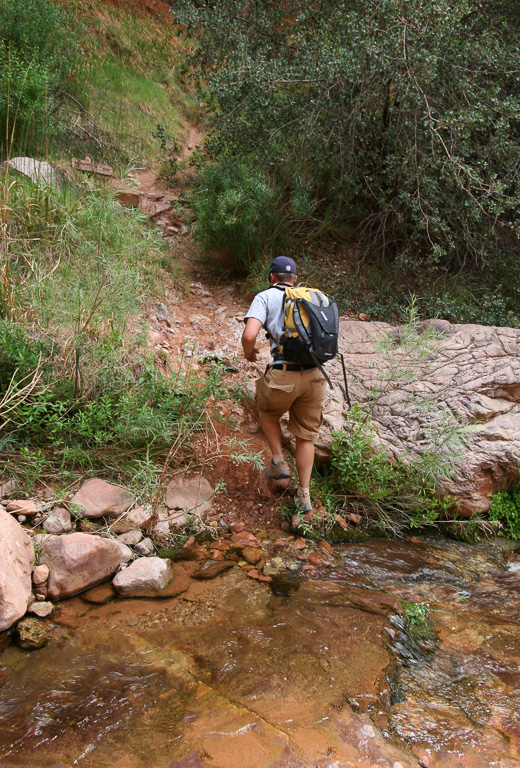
[176,0,520,274]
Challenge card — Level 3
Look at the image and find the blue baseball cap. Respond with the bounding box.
[269,255,297,274]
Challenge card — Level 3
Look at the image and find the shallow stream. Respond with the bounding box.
[1,534,520,768]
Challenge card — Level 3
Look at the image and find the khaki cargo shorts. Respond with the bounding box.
[255,365,327,441]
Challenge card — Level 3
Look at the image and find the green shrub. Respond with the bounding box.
[190,158,284,273]
[488,491,520,540]
[0,0,81,156]
[316,405,455,535]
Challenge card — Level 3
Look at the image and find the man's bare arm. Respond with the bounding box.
[241,318,263,362]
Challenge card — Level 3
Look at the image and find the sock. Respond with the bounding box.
[272,454,284,464]
[297,486,310,496]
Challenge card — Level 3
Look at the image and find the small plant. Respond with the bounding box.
[488,491,520,540]
[402,600,429,628]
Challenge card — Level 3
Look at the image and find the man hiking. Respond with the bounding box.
[241,255,327,516]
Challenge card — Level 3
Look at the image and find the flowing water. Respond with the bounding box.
[1,534,520,768]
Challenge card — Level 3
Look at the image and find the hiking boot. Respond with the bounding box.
[296,488,313,514]
[264,458,291,481]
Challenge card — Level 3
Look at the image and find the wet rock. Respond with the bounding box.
[40,533,132,600]
[230,531,260,549]
[118,528,143,546]
[242,546,263,565]
[70,478,134,519]
[247,569,273,583]
[193,561,234,580]
[135,537,154,556]
[0,506,34,631]
[167,754,206,768]
[166,475,213,515]
[113,557,178,597]
[14,617,48,650]
[110,505,152,534]
[43,507,71,534]
[32,564,49,586]
[318,540,334,556]
[6,499,37,516]
[80,582,116,605]
[28,601,53,618]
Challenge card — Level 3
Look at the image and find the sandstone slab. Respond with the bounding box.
[39,533,132,600]
[70,479,134,519]
[0,506,34,631]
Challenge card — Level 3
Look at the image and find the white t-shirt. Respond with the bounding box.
[244,284,291,362]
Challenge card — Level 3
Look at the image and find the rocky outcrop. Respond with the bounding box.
[39,533,132,600]
[0,505,34,631]
[70,479,134,519]
[311,320,520,516]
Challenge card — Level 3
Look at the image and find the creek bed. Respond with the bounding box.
[1,535,519,768]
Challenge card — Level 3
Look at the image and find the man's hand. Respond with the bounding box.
[243,347,259,362]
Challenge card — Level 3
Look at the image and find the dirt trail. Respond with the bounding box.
[111,146,292,532]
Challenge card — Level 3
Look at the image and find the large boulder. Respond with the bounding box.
[70,479,134,519]
[0,505,34,631]
[39,533,132,600]
[302,320,520,517]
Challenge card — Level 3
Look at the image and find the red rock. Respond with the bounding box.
[230,531,259,547]
[113,557,178,597]
[347,513,363,526]
[116,191,140,207]
[307,552,327,567]
[247,569,260,580]
[70,479,134,519]
[80,583,116,604]
[32,564,49,586]
[0,506,33,631]
[40,533,132,599]
[318,540,334,556]
[166,475,213,515]
[229,521,244,534]
[193,561,233,580]
[184,536,196,548]
[242,547,263,565]
[210,549,224,561]
[6,499,37,516]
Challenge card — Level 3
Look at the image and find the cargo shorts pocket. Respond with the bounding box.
[256,370,295,417]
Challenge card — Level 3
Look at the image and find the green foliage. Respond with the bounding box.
[488,491,520,539]
[402,600,429,628]
[176,0,520,274]
[320,405,455,535]
[0,0,81,156]
[190,158,284,273]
